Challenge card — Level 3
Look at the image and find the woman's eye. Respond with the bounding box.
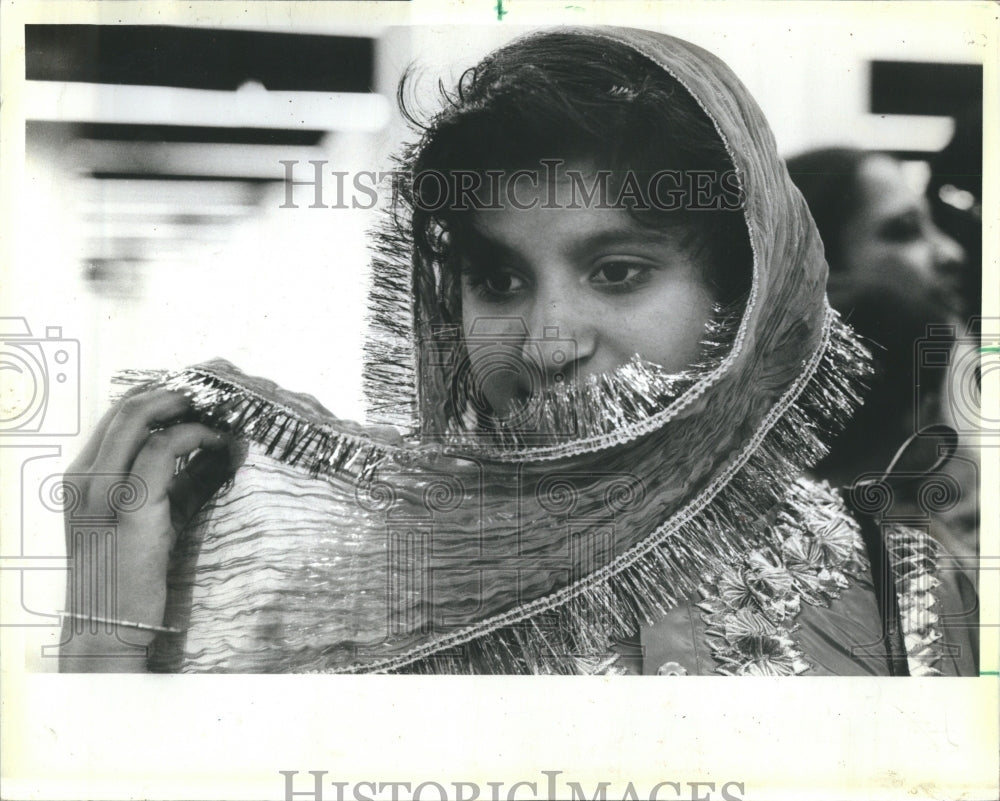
[462,267,527,300]
[591,261,651,287]
[483,273,524,294]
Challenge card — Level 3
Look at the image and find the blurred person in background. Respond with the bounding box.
[787,147,979,580]
[927,105,982,320]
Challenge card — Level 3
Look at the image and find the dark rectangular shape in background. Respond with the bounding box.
[870,60,982,117]
[25,24,375,92]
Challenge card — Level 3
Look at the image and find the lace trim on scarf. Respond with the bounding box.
[884,524,946,677]
[696,480,868,676]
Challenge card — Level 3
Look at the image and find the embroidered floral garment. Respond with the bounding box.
[608,484,977,676]
[122,26,977,675]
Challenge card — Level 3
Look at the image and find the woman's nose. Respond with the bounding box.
[932,225,965,274]
[522,294,597,384]
[927,225,967,306]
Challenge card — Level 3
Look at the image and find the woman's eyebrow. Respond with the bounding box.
[457,226,525,266]
[459,220,682,267]
[570,227,680,257]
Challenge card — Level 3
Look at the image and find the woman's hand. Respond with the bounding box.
[59,389,233,672]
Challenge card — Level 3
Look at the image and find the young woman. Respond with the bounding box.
[787,146,979,599]
[59,27,977,675]
[786,148,967,485]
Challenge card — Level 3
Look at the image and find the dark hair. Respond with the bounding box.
[786,147,956,486]
[396,31,752,311]
[784,147,874,271]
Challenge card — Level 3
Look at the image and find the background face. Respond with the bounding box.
[837,155,966,317]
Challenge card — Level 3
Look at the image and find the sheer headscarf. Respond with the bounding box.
[134,27,870,673]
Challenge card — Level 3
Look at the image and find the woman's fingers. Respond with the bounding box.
[59,389,230,673]
[168,446,235,532]
[129,422,229,503]
[67,402,121,473]
[92,390,195,474]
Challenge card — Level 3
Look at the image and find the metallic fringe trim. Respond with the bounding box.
[115,306,871,675]
[341,306,873,673]
[358,172,746,458]
[361,154,421,432]
[113,306,738,484]
[885,525,945,676]
[443,306,741,456]
[113,366,393,482]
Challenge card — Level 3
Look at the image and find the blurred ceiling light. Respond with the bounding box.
[82,220,234,241]
[75,178,264,207]
[937,184,977,213]
[81,203,252,219]
[25,81,391,132]
[67,140,329,180]
[856,114,955,154]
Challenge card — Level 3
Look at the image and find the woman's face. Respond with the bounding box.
[457,166,717,421]
[837,155,965,315]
